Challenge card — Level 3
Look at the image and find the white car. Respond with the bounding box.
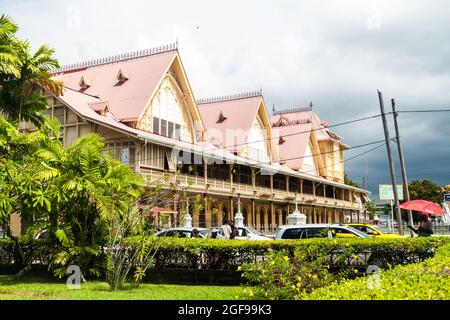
[154,227,210,238]
[215,226,272,240]
[275,224,370,240]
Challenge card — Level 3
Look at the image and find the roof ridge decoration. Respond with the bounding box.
[54,42,178,74]
[197,88,263,105]
[272,106,313,115]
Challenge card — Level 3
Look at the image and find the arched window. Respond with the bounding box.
[151,78,190,142]
[247,118,268,162]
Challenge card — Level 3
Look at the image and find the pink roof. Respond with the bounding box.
[271,108,331,141]
[53,50,177,121]
[272,122,312,170]
[197,96,262,154]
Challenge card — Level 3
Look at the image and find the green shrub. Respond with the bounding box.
[239,245,348,299]
[302,243,450,300]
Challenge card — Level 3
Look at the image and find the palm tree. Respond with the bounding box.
[0,14,21,77]
[0,15,63,127]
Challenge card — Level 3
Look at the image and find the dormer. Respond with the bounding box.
[116,69,129,83]
[216,111,227,123]
[88,101,109,116]
[79,76,90,90]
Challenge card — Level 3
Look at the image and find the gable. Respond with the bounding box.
[301,143,318,175]
[136,53,205,143]
[244,99,279,162]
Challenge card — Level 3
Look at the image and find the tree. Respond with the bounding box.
[365,200,378,219]
[0,15,21,77]
[344,174,360,188]
[0,15,63,127]
[408,179,444,204]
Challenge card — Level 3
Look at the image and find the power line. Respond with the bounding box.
[300,142,386,176]
[210,112,392,153]
[398,109,450,113]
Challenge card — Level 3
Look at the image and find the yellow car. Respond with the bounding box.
[347,223,403,238]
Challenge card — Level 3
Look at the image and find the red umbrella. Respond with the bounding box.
[397,200,445,215]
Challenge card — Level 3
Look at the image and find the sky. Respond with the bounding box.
[2,0,450,199]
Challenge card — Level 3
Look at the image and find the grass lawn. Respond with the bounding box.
[0,275,244,300]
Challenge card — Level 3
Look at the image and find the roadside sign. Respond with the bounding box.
[379,184,404,200]
[445,194,450,202]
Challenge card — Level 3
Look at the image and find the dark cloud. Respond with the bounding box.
[2,0,449,199]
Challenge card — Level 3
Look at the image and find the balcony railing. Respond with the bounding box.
[140,169,361,210]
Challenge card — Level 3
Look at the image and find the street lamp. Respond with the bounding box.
[287,192,307,225]
[184,199,192,227]
[234,193,244,227]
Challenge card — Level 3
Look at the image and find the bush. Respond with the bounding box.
[302,243,450,300]
[2,236,450,283]
[123,236,450,271]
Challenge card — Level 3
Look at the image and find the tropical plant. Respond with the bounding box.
[0,14,21,77]
[0,15,63,127]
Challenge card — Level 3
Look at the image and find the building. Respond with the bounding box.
[15,43,370,234]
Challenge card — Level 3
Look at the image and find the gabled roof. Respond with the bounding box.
[53,44,178,122]
[272,122,313,170]
[197,91,263,154]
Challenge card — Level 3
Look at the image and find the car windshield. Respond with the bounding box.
[344,226,370,238]
[245,227,265,236]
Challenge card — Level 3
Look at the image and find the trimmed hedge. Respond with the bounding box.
[303,242,450,300]
[122,236,450,271]
[2,236,450,275]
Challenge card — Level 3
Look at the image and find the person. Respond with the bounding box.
[229,220,239,239]
[221,220,232,239]
[407,215,433,237]
[211,228,219,239]
[192,228,201,238]
[373,214,380,226]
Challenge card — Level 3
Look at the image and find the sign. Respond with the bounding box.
[379,184,404,200]
[445,194,450,202]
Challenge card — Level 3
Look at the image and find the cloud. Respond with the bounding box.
[2,0,449,198]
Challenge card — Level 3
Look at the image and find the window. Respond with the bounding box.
[161,119,167,137]
[153,117,160,134]
[121,147,129,165]
[247,118,267,162]
[281,228,303,239]
[175,124,181,140]
[151,81,187,141]
[306,228,328,238]
[168,122,174,139]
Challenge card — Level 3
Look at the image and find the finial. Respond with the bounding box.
[309,101,314,107]
[272,104,275,113]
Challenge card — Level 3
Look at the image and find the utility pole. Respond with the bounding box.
[391,98,414,236]
[378,91,404,235]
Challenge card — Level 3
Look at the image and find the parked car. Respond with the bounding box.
[154,227,210,238]
[347,223,403,238]
[275,224,370,240]
[215,226,272,240]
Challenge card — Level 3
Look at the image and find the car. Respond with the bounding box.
[214,226,272,240]
[154,227,210,238]
[275,224,370,240]
[347,223,403,238]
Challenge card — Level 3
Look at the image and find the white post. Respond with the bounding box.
[389,199,395,233]
[287,194,307,225]
[234,193,244,227]
[184,200,192,228]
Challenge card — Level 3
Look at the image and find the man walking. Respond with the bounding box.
[221,219,232,239]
